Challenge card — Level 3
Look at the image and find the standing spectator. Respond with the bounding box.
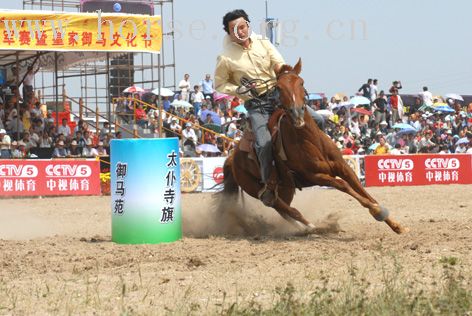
[57,118,71,138]
[373,91,387,124]
[389,89,400,125]
[192,85,204,116]
[22,65,39,103]
[178,73,191,102]
[134,103,148,128]
[419,86,433,106]
[373,136,390,155]
[200,74,214,101]
[389,80,402,94]
[370,79,378,101]
[0,128,11,158]
[358,79,372,99]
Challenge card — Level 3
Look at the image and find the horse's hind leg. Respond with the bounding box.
[234,170,314,230]
[304,172,407,234]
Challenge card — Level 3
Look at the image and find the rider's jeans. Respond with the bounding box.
[247,101,274,184]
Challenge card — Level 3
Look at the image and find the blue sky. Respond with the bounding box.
[3,0,472,98]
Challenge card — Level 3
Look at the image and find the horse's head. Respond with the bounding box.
[275,58,306,128]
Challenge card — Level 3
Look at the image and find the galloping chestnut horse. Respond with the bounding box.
[222,59,407,234]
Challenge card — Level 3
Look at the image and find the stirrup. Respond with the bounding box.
[257,183,278,207]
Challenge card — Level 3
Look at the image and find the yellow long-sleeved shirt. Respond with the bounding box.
[214,33,285,101]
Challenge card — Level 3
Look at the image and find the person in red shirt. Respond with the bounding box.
[389,89,399,125]
[341,141,355,155]
[134,103,148,128]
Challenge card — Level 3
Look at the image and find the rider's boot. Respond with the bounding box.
[258,167,278,207]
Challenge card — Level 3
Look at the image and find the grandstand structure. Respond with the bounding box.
[19,0,176,124]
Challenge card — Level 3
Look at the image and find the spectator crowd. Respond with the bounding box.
[1,70,471,160]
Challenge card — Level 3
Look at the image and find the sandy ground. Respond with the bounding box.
[0,185,471,315]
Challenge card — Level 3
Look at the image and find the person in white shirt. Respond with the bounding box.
[419,86,433,106]
[182,123,197,145]
[192,85,204,116]
[82,139,99,157]
[57,118,71,138]
[178,73,191,102]
[0,128,11,158]
[370,79,378,101]
[22,65,38,102]
[227,117,239,138]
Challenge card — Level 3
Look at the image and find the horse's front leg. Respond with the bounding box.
[302,172,408,234]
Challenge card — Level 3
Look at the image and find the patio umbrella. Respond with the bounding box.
[455,137,469,145]
[171,100,193,110]
[397,128,418,136]
[433,106,455,113]
[234,104,248,114]
[151,87,175,97]
[197,143,221,153]
[351,107,372,115]
[332,102,354,110]
[123,85,144,93]
[202,123,222,133]
[392,123,415,130]
[333,93,346,101]
[214,93,232,102]
[315,109,333,118]
[368,143,380,151]
[307,93,323,101]
[349,96,371,106]
[444,93,464,102]
[200,109,221,126]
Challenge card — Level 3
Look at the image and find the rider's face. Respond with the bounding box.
[228,17,250,44]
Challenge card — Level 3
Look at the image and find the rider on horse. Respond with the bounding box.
[215,9,325,207]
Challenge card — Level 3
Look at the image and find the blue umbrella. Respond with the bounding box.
[433,106,455,113]
[392,123,415,130]
[368,143,380,151]
[307,93,323,101]
[197,144,220,153]
[396,128,418,136]
[234,104,248,114]
[200,109,221,126]
[455,137,469,145]
[349,96,371,106]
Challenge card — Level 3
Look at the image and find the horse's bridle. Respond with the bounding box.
[237,70,309,109]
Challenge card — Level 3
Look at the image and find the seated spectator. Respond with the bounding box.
[0,128,11,158]
[13,141,28,158]
[390,143,405,155]
[182,122,197,145]
[82,139,98,157]
[68,140,82,158]
[10,141,20,158]
[52,140,68,158]
[341,141,354,155]
[57,118,71,139]
[38,131,53,148]
[96,141,108,157]
[169,118,182,138]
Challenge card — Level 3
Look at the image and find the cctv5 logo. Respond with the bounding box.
[377,159,414,170]
[45,164,92,177]
[0,165,38,177]
[425,158,460,170]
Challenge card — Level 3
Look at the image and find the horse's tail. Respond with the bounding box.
[222,154,239,195]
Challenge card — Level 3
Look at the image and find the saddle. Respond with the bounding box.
[238,108,288,162]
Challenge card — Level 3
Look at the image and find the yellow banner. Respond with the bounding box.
[0,10,162,53]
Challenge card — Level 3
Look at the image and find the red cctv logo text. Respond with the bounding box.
[0,165,38,177]
[377,159,414,171]
[425,158,460,170]
[45,165,92,177]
